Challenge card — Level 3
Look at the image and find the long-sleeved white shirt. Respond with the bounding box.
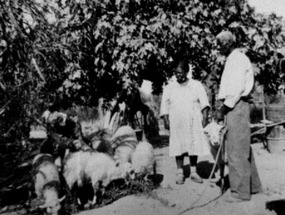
[218,49,254,108]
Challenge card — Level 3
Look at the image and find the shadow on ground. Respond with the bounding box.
[197,160,218,179]
[150,135,169,149]
[197,160,230,191]
[266,199,285,215]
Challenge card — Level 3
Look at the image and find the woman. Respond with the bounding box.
[160,59,210,184]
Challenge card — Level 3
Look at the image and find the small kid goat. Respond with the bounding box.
[204,121,227,193]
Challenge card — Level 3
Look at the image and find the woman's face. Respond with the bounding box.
[175,66,188,83]
[217,38,231,56]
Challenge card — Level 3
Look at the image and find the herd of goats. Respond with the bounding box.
[29,107,225,215]
[31,110,157,215]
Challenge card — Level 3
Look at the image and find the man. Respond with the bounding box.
[41,104,84,166]
[160,59,210,185]
[216,31,262,202]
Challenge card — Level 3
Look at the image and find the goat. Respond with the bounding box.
[203,121,227,193]
[114,144,136,165]
[63,150,133,207]
[32,154,65,215]
[131,141,156,181]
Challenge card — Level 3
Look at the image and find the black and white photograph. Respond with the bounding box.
[1,0,285,214]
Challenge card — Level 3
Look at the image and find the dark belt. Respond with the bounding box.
[219,95,253,104]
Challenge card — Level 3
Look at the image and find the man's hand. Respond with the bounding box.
[216,104,231,122]
[216,109,225,122]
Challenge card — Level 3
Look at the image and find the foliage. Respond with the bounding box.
[1,0,285,142]
[100,177,156,208]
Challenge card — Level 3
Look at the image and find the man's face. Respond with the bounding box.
[175,66,188,83]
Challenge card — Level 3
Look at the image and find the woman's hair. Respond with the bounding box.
[216,31,236,47]
[176,59,189,73]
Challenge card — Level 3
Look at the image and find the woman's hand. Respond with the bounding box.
[202,118,208,128]
[202,106,210,128]
[162,115,170,130]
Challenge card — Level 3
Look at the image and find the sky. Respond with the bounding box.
[248,0,285,17]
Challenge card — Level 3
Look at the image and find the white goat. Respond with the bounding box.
[203,121,227,192]
[63,150,133,205]
[131,141,156,180]
[32,154,65,215]
[114,144,136,165]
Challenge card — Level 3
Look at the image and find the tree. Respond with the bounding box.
[1,0,285,143]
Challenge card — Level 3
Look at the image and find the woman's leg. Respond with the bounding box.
[175,155,184,170]
[175,155,184,184]
[189,155,203,183]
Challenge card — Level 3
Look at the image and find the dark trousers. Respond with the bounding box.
[226,100,262,200]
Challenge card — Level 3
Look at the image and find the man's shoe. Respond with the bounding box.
[224,192,249,203]
[225,195,248,203]
[251,189,263,195]
[190,172,203,184]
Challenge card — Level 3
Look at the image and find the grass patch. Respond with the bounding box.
[89,177,157,210]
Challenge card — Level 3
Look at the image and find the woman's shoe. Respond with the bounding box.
[176,170,185,185]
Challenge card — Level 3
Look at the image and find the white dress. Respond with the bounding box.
[160,79,210,157]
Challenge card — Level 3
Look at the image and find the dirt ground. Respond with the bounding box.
[77,130,285,215]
